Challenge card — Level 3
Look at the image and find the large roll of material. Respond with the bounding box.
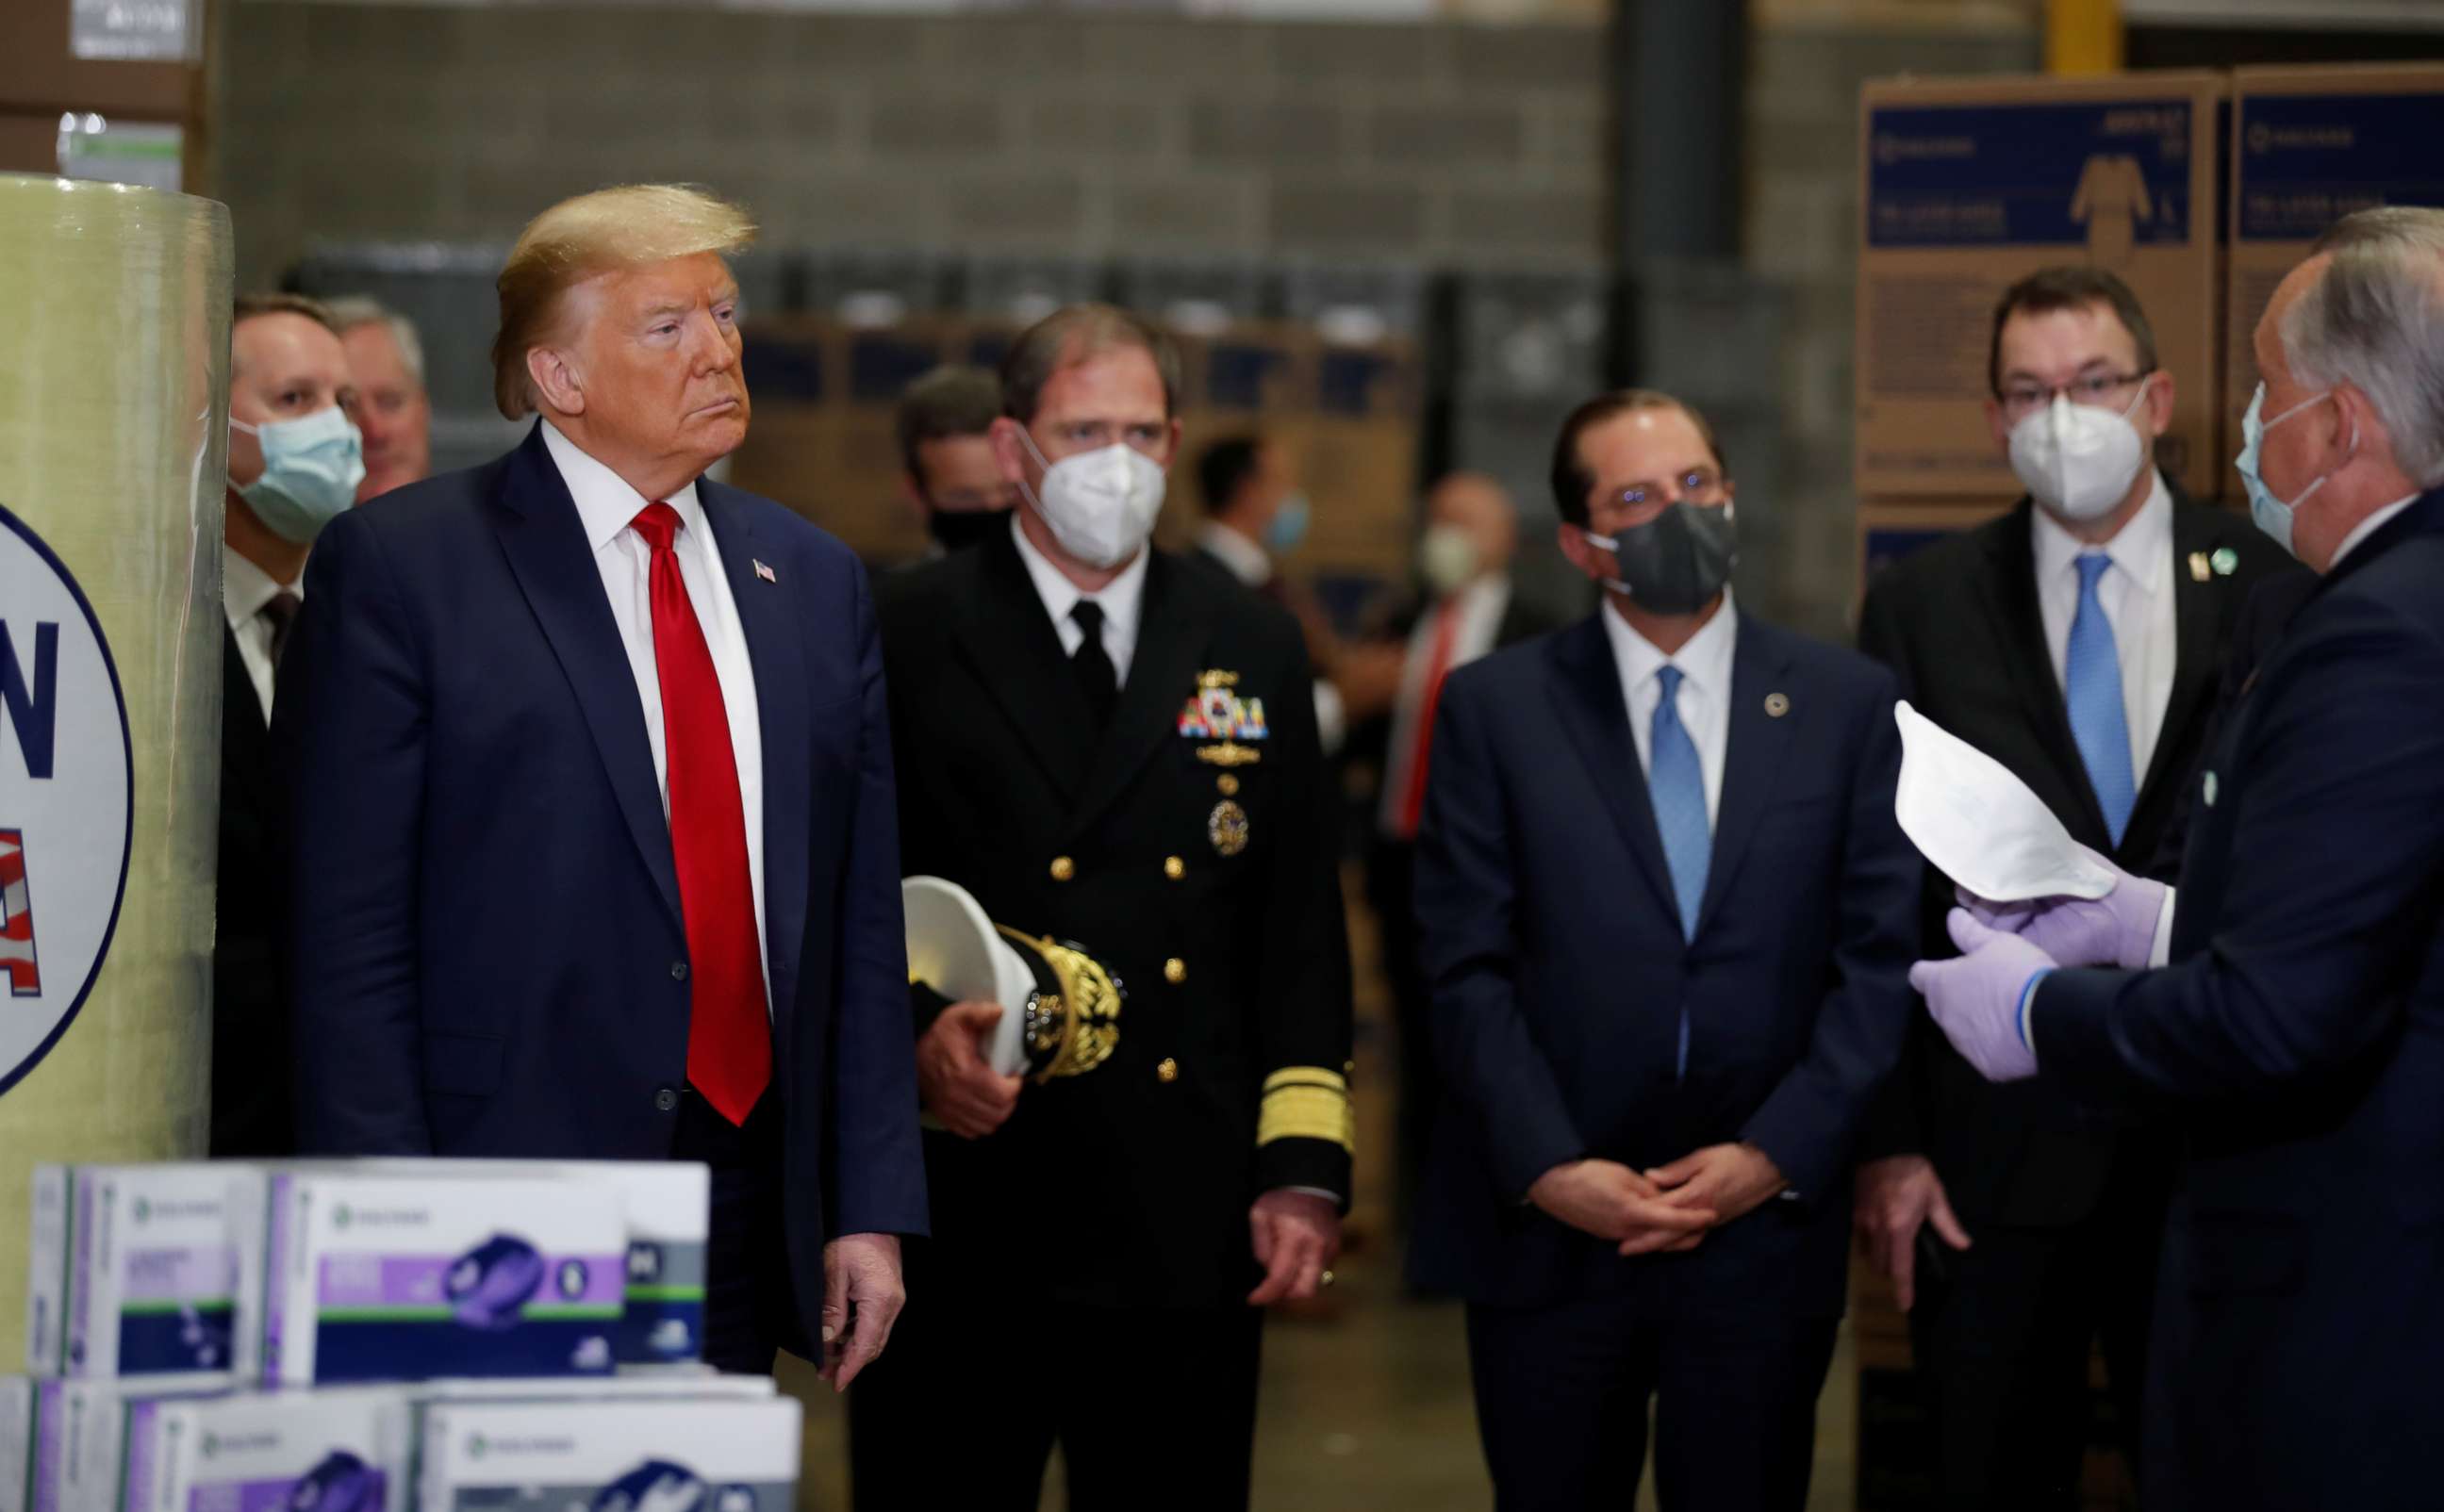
[0,173,230,1366]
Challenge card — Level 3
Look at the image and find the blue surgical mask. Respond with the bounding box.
[233,405,366,544]
[1264,492,1312,553]
[2236,382,2350,560]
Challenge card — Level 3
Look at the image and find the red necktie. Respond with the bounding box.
[1396,598,1464,839]
[630,502,769,1126]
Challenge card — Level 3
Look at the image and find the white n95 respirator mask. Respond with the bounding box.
[2007,389,2148,523]
[1016,429,1166,569]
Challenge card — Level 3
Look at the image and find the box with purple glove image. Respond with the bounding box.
[2,1375,30,1512]
[261,1175,625,1388]
[415,1399,800,1512]
[123,1388,412,1512]
[25,1166,266,1388]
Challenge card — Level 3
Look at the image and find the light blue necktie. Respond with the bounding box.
[1649,666,1710,1077]
[2066,553,2137,846]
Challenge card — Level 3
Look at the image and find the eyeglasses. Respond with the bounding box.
[1600,468,1727,513]
[1996,371,2152,423]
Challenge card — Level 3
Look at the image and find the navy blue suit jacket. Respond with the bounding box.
[1408,609,1920,1317]
[2032,489,2444,1508]
[276,425,928,1343]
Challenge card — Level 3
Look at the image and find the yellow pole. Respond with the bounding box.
[2048,0,2125,76]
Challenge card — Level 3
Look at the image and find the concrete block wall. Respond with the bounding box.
[219,1,1611,290]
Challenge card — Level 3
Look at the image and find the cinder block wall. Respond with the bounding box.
[219,1,1611,289]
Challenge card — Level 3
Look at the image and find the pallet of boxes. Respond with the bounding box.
[3,1161,801,1512]
[1851,69,2228,1512]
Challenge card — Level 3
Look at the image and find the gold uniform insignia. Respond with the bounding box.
[1208,799,1250,857]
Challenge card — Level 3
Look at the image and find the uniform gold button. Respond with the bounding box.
[1164,856,1185,880]
[1157,1058,1180,1083]
[1164,958,1187,984]
[1216,774,1241,797]
[1049,856,1076,882]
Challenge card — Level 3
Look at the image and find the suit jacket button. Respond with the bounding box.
[670,961,689,981]
[654,1087,679,1112]
[1164,958,1187,984]
[1164,856,1186,880]
[1157,1058,1180,1083]
[1049,856,1076,882]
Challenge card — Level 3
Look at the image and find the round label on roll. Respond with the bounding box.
[0,503,134,1098]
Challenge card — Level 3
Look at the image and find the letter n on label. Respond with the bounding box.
[2,620,59,780]
[0,830,38,995]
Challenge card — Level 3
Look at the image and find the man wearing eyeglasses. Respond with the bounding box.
[1851,267,2295,1507]
[1410,388,1919,1509]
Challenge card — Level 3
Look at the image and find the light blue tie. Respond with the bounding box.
[2066,553,2137,846]
[1649,666,1710,1077]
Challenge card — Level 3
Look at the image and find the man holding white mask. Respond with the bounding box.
[1850,267,2292,1506]
[853,304,1354,1510]
[212,292,364,1158]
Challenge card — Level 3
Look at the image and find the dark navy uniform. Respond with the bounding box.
[850,523,1353,1511]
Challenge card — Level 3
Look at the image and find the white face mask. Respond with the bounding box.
[1016,429,1166,570]
[1418,524,1482,598]
[2006,386,2150,523]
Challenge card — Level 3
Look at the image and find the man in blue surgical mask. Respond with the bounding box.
[210,292,362,1159]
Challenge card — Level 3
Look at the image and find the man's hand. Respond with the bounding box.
[1646,1143,1787,1239]
[1528,1159,1715,1256]
[1911,910,2053,1082]
[915,1000,1023,1139]
[1852,1155,1972,1312]
[1959,846,2169,971]
[1247,1190,1342,1306]
[817,1232,904,1392]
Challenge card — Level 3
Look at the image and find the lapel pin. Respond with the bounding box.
[2188,551,2212,583]
[752,559,777,583]
[2210,547,2238,577]
[1764,692,1791,718]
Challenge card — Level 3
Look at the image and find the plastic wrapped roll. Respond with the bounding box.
[0,173,231,1367]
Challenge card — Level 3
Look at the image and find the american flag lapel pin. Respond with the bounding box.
[752,559,777,583]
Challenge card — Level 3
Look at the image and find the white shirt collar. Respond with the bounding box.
[542,419,705,551]
[1010,510,1150,651]
[1195,519,1273,588]
[2330,491,2425,567]
[223,544,293,628]
[2031,468,2173,598]
[1600,586,1738,699]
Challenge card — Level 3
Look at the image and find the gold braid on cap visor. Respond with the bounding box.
[999,926,1124,1082]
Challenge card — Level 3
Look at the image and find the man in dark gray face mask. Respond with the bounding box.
[1407,387,1921,1509]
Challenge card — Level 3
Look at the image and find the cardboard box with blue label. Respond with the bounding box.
[1858,73,2227,501]
[347,1164,708,1370]
[24,1167,266,1386]
[2225,64,2444,499]
[123,1388,413,1512]
[262,1175,626,1387]
[415,1398,801,1512]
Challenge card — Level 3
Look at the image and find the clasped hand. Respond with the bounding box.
[1529,1143,1787,1257]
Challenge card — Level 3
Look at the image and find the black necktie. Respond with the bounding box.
[1070,600,1117,730]
[262,590,302,679]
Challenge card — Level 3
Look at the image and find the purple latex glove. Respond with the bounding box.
[1908,909,2055,1083]
[1957,844,2169,971]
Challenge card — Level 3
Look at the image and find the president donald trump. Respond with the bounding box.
[279,185,926,1381]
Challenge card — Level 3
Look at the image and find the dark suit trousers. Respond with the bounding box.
[1465,1292,1837,1512]
[673,1088,790,1374]
[1907,1146,2167,1510]
[1363,837,1437,1234]
[850,1244,1263,1511]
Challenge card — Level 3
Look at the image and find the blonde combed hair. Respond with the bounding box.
[490,184,757,419]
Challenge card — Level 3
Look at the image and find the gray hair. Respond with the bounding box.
[2280,206,2444,487]
[322,295,427,393]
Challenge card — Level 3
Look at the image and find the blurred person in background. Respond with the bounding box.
[280,185,926,1383]
[896,363,1015,558]
[1412,388,1918,1511]
[1851,266,2290,1509]
[854,304,1351,1511]
[324,295,432,501]
[1359,470,1563,1236]
[212,292,362,1159]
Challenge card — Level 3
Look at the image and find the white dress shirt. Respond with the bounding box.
[541,420,770,1007]
[1010,511,1150,686]
[1378,575,1512,838]
[223,547,300,724]
[2332,491,2424,567]
[2033,470,2177,787]
[1600,590,1738,828]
